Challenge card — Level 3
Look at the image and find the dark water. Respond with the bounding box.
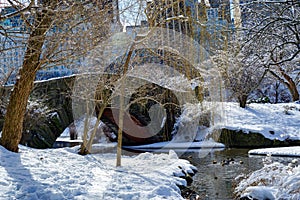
[180,149,265,200]
[123,147,295,200]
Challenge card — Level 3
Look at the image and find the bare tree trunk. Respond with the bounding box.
[1,3,54,152]
[269,68,300,102]
[238,95,247,108]
[280,70,300,101]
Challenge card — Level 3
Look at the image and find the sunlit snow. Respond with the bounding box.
[216,102,300,141]
[249,147,300,157]
[235,161,300,200]
[0,146,195,200]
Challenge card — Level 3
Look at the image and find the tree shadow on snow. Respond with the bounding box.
[0,147,58,199]
[100,168,176,199]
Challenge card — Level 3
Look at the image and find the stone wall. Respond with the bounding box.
[212,128,300,148]
[0,76,76,148]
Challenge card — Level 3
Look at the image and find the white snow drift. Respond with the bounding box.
[0,145,196,200]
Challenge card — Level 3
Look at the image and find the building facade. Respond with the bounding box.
[0,0,120,84]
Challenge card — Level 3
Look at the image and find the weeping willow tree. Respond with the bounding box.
[71,0,208,166]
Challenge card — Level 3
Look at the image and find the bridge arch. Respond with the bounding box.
[94,46,204,145]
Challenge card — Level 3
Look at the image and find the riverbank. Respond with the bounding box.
[234,146,300,199]
[208,102,300,147]
[0,145,196,200]
[249,146,300,157]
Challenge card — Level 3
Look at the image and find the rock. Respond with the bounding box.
[190,166,198,174]
[291,159,298,164]
[180,187,200,200]
[1,76,75,148]
[211,128,300,148]
[288,159,298,167]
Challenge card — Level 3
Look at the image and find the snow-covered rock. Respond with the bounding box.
[235,162,300,200]
[219,102,300,141]
[249,146,300,157]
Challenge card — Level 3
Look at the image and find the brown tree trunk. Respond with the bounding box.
[238,95,248,108]
[281,71,300,101]
[1,3,54,152]
[269,68,300,102]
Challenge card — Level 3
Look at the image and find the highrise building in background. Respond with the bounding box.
[0,0,120,84]
[0,0,245,84]
[207,0,231,22]
[145,0,234,55]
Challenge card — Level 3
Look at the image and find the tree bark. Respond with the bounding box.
[1,3,54,152]
[280,70,300,102]
[238,95,248,108]
[269,68,300,102]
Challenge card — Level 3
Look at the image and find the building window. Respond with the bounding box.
[207,8,219,20]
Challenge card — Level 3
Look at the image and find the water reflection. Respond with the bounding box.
[123,147,295,199]
[181,149,264,200]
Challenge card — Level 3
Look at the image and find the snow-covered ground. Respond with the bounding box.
[217,102,300,141]
[2,102,300,199]
[234,146,300,199]
[0,145,196,200]
[216,102,300,199]
[235,159,300,200]
[249,146,300,157]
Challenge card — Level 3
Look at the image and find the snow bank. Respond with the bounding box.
[0,145,195,200]
[217,102,300,141]
[249,146,300,157]
[235,161,300,200]
[235,147,300,199]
